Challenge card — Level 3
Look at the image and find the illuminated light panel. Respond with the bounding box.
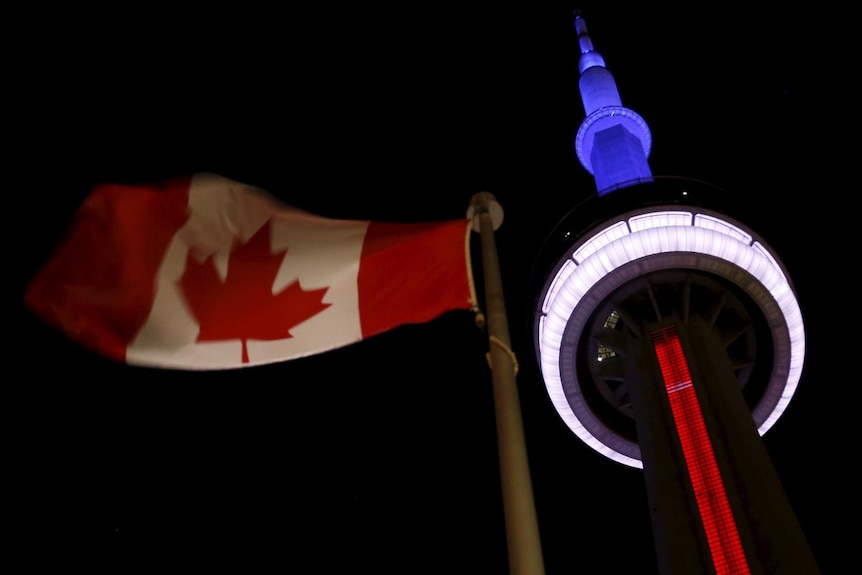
[536,208,805,467]
[541,259,578,316]
[629,211,692,231]
[572,220,629,262]
[694,213,752,244]
[652,326,751,575]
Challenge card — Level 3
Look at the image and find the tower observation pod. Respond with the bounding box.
[529,12,821,575]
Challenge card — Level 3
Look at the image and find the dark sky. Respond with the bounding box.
[16,3,851,572]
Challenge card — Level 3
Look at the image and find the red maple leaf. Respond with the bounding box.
[178,219,331,363]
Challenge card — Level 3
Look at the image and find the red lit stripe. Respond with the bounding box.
[652,326,751,575]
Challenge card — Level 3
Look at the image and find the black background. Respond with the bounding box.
[13,3,852,572]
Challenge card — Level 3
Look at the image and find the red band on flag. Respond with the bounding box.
[24,176,192,363]
[359,220,473,340]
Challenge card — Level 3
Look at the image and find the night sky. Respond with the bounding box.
[15,3,851,572]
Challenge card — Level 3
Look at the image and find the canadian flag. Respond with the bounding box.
[25,173,477,369]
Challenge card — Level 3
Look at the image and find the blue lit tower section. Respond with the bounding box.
[573,12,652,195]
[530,12,821,575]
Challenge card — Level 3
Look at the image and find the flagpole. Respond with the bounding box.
[469,191,546,575]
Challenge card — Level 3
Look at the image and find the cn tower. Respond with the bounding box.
[530,12,821,574]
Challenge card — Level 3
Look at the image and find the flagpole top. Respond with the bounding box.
[468,191,504,232]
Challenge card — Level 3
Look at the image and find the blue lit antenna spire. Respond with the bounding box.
[573,10,653,195]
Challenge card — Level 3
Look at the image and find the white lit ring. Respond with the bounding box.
[537,209,804,468]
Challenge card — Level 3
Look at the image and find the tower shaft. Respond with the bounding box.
[625,315,820,574]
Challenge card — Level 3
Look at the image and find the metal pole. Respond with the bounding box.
[469,191,545,575]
